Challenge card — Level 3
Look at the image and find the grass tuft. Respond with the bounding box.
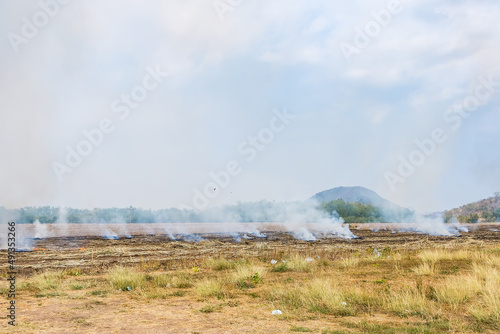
[267,279,354,316]
[271,255,313,273]
[195,278,223,298]
[20,271,65,293]
[412,262,439,276]
[109,266,146,291]
[205,258,236,271]
[419,249,471,263]
[170,272,194,289]
[340,257,360,268]
[233,263,265,289]
[384,285,437,318]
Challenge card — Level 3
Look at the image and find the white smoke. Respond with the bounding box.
[56,207,68,236]
[230,232,242,242]
[272,201,356,240]
[182,234,204,242]
[382,213,468,236]
[101,228,119,240]
[0,199,475,247]
[1,200,357,242]
[291,227,317,241]
[33,219,48,239]
[249,229,267,238]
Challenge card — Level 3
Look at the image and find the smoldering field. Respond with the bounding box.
[2,223,500,333]
[1,201,495,334]
[5,222,500,273]
[0,200,475,251]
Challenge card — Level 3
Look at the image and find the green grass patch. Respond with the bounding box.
[199,304,222,313]
[290,325,313,332]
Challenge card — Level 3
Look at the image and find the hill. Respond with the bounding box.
[310,186,401,210]
[311,186,413,223]
[444,193,500,223]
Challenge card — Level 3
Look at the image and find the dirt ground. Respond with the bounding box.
[1,223,500,333]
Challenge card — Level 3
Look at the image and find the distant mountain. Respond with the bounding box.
[310,186,413,223]
[310,186,398,209]
[444,193,500,223]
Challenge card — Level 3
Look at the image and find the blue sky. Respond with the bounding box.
[1,0,499,212]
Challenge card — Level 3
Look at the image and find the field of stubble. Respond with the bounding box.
[1,223,500,334]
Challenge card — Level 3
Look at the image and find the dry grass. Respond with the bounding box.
[151,273,171,287]
[271,255,314,273]
[468,263,500,328]
[339,256,360,268]
[169,271,194,289]
[205,258,237,271]
[384,285,437,318]
[412,261,440,276]
[469,281,500,328]
[233,263,265,289]
[19,270,65,296]
[12,241,500,332]
[481,254,500,267]
[419,249,471,262]
[195,278,223,298]
[108,266,146,291]
[435,275,482,306]
[267,278,354,316]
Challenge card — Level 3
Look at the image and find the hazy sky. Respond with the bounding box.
[1,0,499,212]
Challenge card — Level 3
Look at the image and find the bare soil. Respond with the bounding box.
[1,223,500,333]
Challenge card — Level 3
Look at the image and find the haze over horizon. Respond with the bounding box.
[1,1,499,213]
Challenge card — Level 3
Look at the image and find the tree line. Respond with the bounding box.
[1,199,415,225]
[319,199,414,224]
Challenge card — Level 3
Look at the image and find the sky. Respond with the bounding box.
[0,0,499,213]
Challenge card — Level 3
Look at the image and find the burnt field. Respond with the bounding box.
[5,223,500,275]
[2,223,500,333]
